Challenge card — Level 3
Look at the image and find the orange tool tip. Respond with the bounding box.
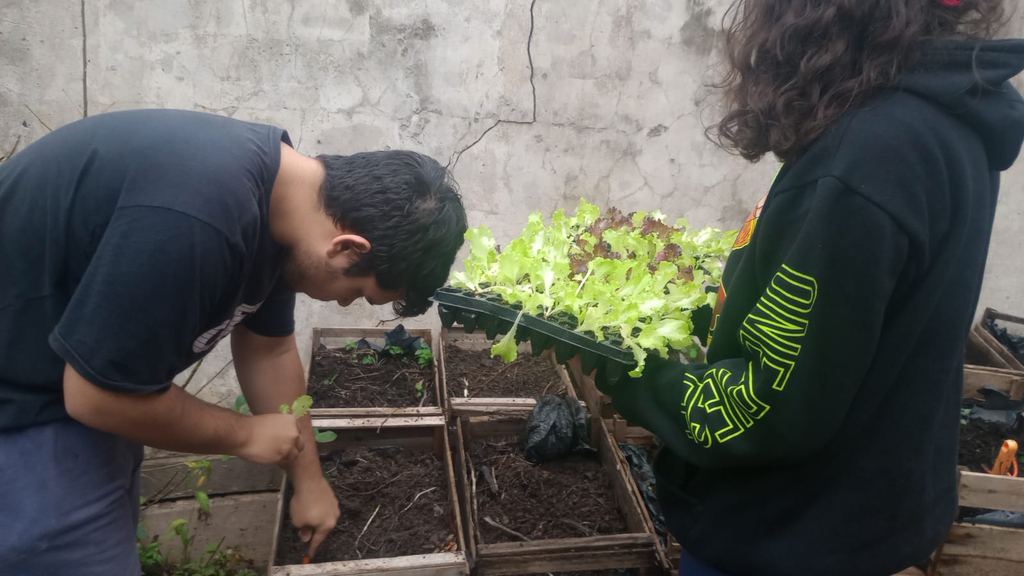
[989,439,1019,477]
[302,556,311,564]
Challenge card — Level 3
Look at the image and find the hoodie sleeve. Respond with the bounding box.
[596,176,909,468]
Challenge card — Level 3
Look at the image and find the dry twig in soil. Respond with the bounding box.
[400,487,438,514]
[483,516,532,542]
[354,504,381,558]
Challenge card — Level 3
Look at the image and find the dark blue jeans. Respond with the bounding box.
[0,419,143,576]
[680,550,732,576]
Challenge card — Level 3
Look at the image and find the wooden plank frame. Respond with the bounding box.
[440,328,580,414]
[141,452,283,502]
[604,415,657,447]
[959,470,1024,514]
[966,309,1024,372]
[930,362,1024,575]
[600,414,675,573]
[931,524,1024,576]
[963,365,1024,400]
[453,411,659,575]
[307,327,444,418]
[268,421,468,576]
[561,352,624,422]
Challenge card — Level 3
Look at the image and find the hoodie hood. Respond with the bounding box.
[900,39,1024,171]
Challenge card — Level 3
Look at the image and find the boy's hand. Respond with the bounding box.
[291,476,340,559]
[235,414,304,465]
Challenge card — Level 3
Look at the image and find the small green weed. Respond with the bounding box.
[137,519,258,576]
[415,342,433,368]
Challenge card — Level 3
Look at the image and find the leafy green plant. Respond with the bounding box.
[315,429,338,443]
[182,460,213,514]
[361,353,377,365]
[384,345,405,357]
[414,380,424,398]
[137,519,258,576]
[451,199,737,376]
[415,342,433,368]
[194,490,210,514]
[232,395,250,415]
[279,394,336,444]
[278,395,313,418]
[344,341,359,352]
[491,310,526,363]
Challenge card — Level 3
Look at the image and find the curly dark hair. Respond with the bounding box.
[317,151,467,317]
[710,0,1009,162]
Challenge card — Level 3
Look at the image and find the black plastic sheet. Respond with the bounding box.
[984,318,1024,361]
[965,387,1024,428]
[619,443,668,545]
[523,395,593,463]
[383,324,423,354]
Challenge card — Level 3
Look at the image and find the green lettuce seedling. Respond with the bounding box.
[455,199,737,376]
[491,310,525,363]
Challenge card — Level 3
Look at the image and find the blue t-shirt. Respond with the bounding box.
[0,109,296,430]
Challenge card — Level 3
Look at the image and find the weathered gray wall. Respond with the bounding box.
[2,0,1022,404]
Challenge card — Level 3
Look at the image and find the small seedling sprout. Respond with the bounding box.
[137,518,258,575]
[415,342,433,368]
[279,394,335,444]
[233,394,250,415]
[278,395,313,418]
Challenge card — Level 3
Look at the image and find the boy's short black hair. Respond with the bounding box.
[316,151,467,317]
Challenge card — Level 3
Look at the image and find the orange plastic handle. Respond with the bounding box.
[302,556,311,565]
[991,439,1019,476]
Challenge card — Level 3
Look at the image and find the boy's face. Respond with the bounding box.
[280,239,404,308]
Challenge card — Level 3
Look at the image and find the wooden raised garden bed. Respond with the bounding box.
[306,328,443,419]
[440,328,580,416]
[268,418,468,575]
[138,452,281,571]
[450,411,659,575]
[927,363,1024,575]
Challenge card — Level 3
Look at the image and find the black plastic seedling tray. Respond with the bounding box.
[431,286,637,386]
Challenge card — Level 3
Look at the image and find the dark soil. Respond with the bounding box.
[445,346,566,398]
[468,435,627,544]
[958,400,1024,474]
[307,347,434,408]
[275,447,454,565]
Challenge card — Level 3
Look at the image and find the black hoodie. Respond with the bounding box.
[597,40,1024,575]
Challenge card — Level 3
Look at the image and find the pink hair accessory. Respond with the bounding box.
[937,0,962,6]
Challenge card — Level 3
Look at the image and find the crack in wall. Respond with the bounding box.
[448,0,538,171]
[526,0,537,123]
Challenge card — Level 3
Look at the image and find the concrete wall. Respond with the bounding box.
[2,0,1022,405]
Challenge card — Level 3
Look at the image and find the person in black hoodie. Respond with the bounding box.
[585,1,1024,574]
